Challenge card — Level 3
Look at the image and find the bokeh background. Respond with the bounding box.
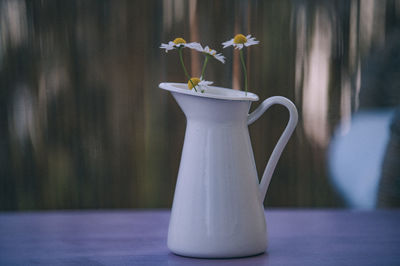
[1,0,399,210]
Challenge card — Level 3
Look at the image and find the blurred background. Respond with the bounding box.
[1,0,399,210]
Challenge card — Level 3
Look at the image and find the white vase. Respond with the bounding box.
[159,82,298,258]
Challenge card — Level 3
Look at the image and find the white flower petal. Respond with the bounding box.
[222,39,234,48]
[234,43,244,50]
[199,79,213,87]
[214,53,225,63]
[160,41,189,52]
[244,40,259,47]
[204,81,213,86]
[160,43,175,52]
[186,42,203,52]
[204,46,214,54]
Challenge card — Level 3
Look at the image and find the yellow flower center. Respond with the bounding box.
[173,38,186,45]
[187,77,201,90]
[233,34,247,44]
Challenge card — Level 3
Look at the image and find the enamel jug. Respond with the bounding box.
[159,82,298,258]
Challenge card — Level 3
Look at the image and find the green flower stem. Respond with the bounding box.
[200,55,209,79]
[178,47,197,92]
[239,49,248,94]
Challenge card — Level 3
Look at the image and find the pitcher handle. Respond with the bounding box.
[248,96,298,201]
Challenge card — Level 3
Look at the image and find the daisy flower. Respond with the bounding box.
[202,46,225,63]
[187,77,213,93]
[160,37,199,91]
[186,42,225,63]
[160,37,188,53]
[185,42,225,80]
[222,34,259,94]
[222,34,259,50]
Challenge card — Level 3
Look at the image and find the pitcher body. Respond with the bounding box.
[168,91,267,258]
[159,83,298,258]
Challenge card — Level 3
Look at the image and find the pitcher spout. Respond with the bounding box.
[160,83,258,124]
[173,92,252,124]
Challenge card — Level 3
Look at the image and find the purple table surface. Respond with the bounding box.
[0,209,399,266]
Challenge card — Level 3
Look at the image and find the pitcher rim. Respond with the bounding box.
[159,82,259,102]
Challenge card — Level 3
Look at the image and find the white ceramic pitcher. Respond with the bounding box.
[159,82,298,258]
